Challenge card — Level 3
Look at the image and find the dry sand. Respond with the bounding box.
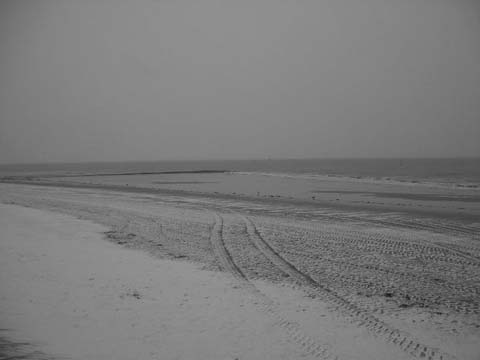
[0,204,307,360]
[0,183,479,360]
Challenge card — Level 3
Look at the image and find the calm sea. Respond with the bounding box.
[1,158,479,189]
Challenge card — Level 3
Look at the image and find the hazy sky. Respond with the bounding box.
[1,0,479,163]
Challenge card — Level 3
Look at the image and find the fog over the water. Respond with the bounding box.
[0,0,479,163]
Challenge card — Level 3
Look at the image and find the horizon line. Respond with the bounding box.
[1,156,479,167]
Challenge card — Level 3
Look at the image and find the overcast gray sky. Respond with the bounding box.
[1,0,479,163]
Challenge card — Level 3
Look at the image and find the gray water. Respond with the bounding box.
[1,158,479,189]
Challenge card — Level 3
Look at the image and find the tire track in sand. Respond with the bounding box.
[209,212,339,360]
[242,215,457,360]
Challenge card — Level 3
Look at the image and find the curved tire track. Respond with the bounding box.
[261,222,480,271]
[208,213,339,360]
[278,248,480,316]
[280,247,480,298]
[243,215,457,360]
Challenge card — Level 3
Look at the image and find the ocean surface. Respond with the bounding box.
[1,158,479,189]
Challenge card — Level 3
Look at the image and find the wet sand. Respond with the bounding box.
[4,172,480,222]
[0,182,479,359]
[32,169,480,218]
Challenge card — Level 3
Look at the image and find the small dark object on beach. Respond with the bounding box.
[131,290,141,299]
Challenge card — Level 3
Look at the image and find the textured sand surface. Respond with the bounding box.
[0,204,308,360]
[0,183,479,359]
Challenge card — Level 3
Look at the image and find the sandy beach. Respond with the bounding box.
[0,203,311,360]
[1,182,479,360]
[2,0,480,357]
